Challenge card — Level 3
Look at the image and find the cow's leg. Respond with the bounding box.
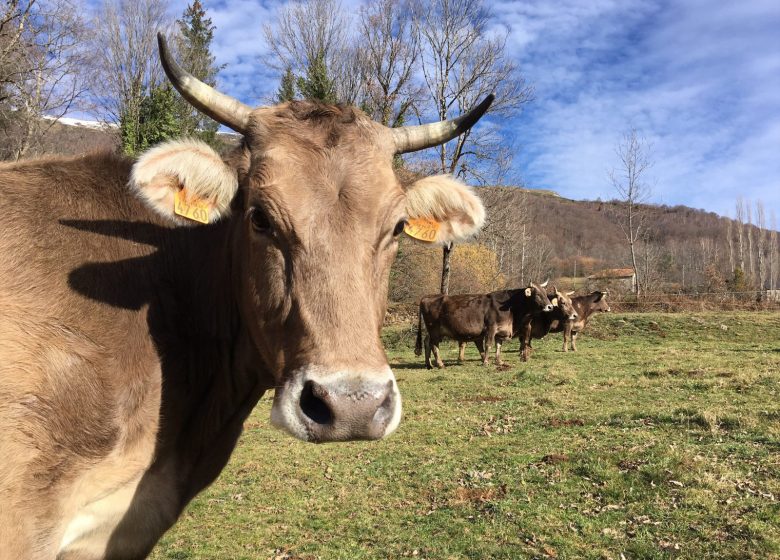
[474,339,486,362]
[562,325,570,352]
[495,338,504,366]
[483,329,496,366]
[457,341,466,364]
[520,323,532,362]
[424,335,433,369]
[432,341,445,369]
[571,332,579,352]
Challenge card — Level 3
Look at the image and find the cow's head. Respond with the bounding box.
[590,291,611,313]
[550,288,578,321]
[129,35,488,443]
[523,281,554,313]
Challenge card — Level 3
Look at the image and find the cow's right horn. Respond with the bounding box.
[392,94,494,154]
[157,33,251,134]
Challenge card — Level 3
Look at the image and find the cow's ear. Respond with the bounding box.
[130,139,238,225]
[404,175,485,244]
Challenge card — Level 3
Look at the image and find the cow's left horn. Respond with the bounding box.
[539,279,549,288]
[392,94,494,154]
[157,33,251,134]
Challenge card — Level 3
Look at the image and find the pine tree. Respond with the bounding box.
[122,85,182,156]
[276,66,297,103]
[174,1,223,145]
[296,51,336,103]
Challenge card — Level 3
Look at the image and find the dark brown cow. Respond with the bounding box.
[0,35,490,559]
[414,284,553,369]
[519,288,578,361]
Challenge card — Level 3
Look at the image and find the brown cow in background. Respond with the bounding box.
[519,288,579,361]
[561,291,611,351]
[415,283,553,368]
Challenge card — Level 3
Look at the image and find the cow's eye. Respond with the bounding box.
[249,206,272,233]
[393,219,407,237]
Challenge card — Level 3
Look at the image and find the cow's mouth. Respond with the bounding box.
[270,366,402,443]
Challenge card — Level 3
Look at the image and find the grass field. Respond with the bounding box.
[150,312,780,560]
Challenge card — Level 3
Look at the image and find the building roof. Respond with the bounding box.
[588,268,636,279]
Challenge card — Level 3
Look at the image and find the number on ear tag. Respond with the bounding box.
[404,217,441,242]
[174,189,210,224]
[524,287,532,297]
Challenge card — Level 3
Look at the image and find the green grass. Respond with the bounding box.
[151,312,780,560]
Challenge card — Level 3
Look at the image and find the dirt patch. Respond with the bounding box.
[451,485,507,506]
[461,395,506,403]
[540,454,570,465]
[548,417,585,428]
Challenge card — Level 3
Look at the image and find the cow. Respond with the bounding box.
[560,291,611,351]
[414,283,553,369]
[518,288,579,361]
[0,34,490,559]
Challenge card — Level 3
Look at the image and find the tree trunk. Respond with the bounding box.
[440,242,452,294]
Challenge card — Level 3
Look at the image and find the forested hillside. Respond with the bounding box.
[6,118,778,304]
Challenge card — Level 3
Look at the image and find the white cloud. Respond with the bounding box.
[502,0,780,217]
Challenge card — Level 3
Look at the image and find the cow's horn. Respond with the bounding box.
[157,33,251,134]
[392,94,494,154]
[539,279,549,288]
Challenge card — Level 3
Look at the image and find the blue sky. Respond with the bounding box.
[135,0,780,220]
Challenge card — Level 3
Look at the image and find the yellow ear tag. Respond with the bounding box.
[174,189,211,224]
[404,217,441,242]
[551,298,558,306]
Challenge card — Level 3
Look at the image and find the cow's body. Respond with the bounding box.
[518,290,610,358]
[0,153,269,558]
[518,289,578,361]
[560,291,610,351]
[414,286,552,368]
[0,35,491,560]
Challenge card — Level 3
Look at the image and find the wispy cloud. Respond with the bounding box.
[501,0,780,217]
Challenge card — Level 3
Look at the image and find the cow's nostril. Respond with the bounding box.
[300,381,333,425]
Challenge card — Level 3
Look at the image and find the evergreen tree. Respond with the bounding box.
[276,66,297,103]
[174,1,223,145]
[296,51,336,103]
[121,85,181,155]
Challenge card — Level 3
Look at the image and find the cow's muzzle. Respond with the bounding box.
[544,304,554,312]
[271,367,402,443]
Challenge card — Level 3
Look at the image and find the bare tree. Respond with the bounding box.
[770,212,777,290]
[89,0,171,128]
[262,0,359,102]
[1,1,34,108]
[746,202,754,281]
[609,128,652,296]
[735,198,745,272]
[411,0,532,293]
[756,200,766,299]
[0,0,88,160]
[356,0,421,127]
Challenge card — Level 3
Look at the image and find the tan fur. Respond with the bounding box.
[405,175,485,243]
[129,138,238,224]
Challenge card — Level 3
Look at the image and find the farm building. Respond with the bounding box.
[587,267,636,293]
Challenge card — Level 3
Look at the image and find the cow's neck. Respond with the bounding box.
[147,221,268,504]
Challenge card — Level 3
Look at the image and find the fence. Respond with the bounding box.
[385,291,780,323]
